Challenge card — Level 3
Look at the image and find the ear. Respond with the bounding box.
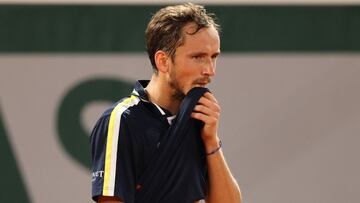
[154,50,169,73]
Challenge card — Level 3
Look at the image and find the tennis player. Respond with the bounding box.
[90,3,241,203]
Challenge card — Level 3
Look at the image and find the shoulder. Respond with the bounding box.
[90,95,143,144]
[98,95,142,126]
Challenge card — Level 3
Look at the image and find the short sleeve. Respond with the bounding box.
[90,113,136,202]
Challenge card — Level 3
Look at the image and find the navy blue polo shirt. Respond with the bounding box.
[90,80,179,202]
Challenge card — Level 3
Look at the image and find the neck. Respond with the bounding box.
[145,74,181,115]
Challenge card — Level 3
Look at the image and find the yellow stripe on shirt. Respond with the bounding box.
[103,95,139,196]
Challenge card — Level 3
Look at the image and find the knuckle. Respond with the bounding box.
[210,118,217,124]
[215,104,221,112]
[199,105,205,112]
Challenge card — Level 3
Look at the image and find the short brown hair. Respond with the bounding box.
[145,3,220,73]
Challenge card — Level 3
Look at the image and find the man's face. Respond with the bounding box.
[167,23,220,100]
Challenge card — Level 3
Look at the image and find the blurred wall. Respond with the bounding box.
[1,3,360,203]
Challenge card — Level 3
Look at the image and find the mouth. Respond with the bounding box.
[193,78,211,87]
[196,83,208,87]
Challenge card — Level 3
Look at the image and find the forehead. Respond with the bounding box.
[179,23,220,52]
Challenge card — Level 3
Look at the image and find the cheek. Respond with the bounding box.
[179,70,196,85]
[180,62,199,77]
[172,60,200,90]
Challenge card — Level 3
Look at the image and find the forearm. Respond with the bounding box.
[205,139,242,203]
[192,93,241,202]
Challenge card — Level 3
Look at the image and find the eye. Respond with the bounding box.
[211,54,219,60]
[192,55,204,60]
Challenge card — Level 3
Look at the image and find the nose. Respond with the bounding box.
[202,59,216,77]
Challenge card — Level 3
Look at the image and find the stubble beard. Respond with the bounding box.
[168,68,212,102]
[169,68,186,102]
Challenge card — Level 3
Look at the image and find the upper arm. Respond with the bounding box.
[90,113,137,202]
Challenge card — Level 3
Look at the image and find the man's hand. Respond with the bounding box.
[191,92,221,152]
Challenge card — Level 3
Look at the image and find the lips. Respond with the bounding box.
[197,83,208,86]
[194,78,211,86]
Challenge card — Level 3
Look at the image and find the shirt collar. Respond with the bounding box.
[132,80,174,118]
[132,80,150,101]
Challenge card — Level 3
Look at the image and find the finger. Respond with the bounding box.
[193,104,219,118]
[198,97,220,113]
[203,92,219,104]
[191,112,218,125]
[197,97,212,107]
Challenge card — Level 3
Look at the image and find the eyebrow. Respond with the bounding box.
[189,51,221,57]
